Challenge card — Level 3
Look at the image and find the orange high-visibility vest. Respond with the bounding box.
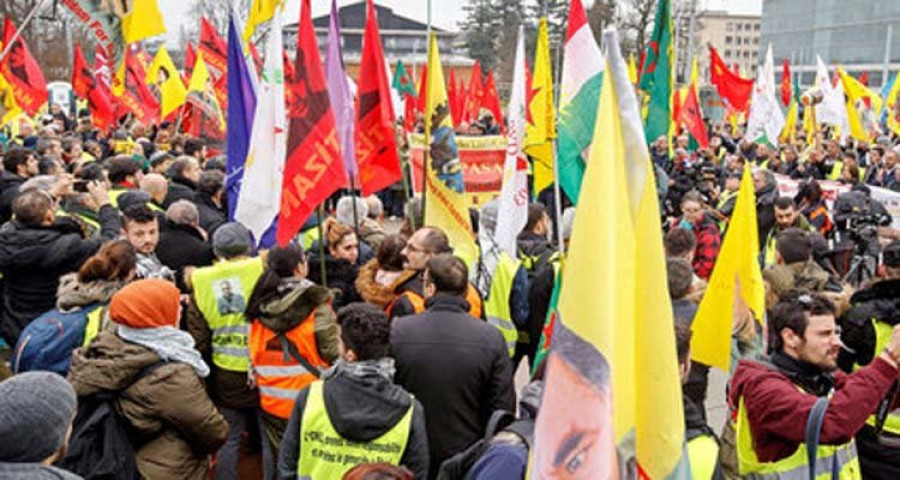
[249,313,330,420]
[386,284,483,319]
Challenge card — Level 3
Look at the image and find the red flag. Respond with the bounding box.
[676,84,709,148]
[448,68,460,126]
[185,42,197,71]
[482,70,505,134]
[781,58,791,107]
[280,0,348,245]
[708,45,754,112]
[525,61,535,125]
[0,19,47,116]
[403,93,417,131]
[415,64,428,114]
[72,46,114,130]
[353,0,402,196]
[118,50,160,125]
[465,61,484,123]
[732,63,740,75]
[199,18,228,78]
[859,71,869,86]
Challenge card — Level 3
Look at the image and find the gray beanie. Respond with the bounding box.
[0,371,77,462]
[213,222,253,258]
[479,199,499,237]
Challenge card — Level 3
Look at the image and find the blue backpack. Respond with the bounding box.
[12,304,103,376]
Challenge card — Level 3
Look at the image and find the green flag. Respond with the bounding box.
[639,0,674,143]
[392,60,416,98]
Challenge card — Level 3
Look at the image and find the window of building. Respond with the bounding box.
[754,38,759,45]
[725,50,732,58]
[743,51,750,58]
[736,23,742,31]
[754,23,760,31]
[752,51,758,59]
[726,36,732,44]
[726,22,733,31]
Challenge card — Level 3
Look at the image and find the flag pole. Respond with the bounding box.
[316,206,328,287]
[421,0,432,224]
[0,0,48,64]
[348,176,362,265]
[546,0,566,256]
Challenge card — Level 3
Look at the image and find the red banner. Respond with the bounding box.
[409,134,505,205]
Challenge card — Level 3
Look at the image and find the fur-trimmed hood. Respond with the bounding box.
[56,273,127,311]
[355,259,417,309]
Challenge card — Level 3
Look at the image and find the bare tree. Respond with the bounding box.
[619,0,658,61]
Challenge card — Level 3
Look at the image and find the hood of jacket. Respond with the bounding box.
[0,170,25,191]
[517,232,552,258]
[67,331,161,397]
[356,259,417,308]
[322,362,414,443]
[848,278,900,327]
[257,278,332,334]
[765,260,832,295]
[56,273,126,311]
[0,221,83,270]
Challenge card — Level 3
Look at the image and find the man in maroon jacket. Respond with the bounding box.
[729,290,900,477]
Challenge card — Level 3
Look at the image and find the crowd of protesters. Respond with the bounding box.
[3,100,900,480]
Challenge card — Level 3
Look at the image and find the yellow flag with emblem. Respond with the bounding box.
[691,165,765,371]
[838,67,882,142]
[423,34,477,265]
[524,17,556,197]
[146,46,187,118]
[122,0,166,44]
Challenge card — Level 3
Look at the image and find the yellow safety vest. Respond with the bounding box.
[735,395,862,479]
[687,433,719,480]
[300,228,320,251]
[108,188,127,208]
[859,319,900,435]
[716,190,739,231]
[484,253,520,357]
[82,307,105,348]
[297,381,412,479]
[191,257,264,372]
[827,160,845,181]
[55,208,101,238]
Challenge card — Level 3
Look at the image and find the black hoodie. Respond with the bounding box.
[839,278,900,372]
[277,363,429,479]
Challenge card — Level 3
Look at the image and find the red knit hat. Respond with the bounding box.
[109,279,181,328]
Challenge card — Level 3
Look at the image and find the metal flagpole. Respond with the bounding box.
[420,0,432,224]
[0,0,49,64]
[348,176,362,265]
[316,206,328,287]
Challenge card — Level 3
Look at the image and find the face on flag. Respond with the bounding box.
[429,103,464,193]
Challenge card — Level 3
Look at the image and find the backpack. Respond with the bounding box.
[58,361,167,480]
[12,304,102,376]
[437,410,534,480]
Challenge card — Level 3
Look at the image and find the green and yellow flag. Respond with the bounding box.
[531,30,688,479]
[146,46,187,118]
[524,17,556,197]
[423,34,477,265]
[691,165,765,372]
[639,0,674,143]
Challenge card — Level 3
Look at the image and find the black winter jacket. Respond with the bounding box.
[391,296,515,478]
[194,193,226,237]
[0,171,26,223]
[156,220,215,292]
[839,278,900,372]
[277,363,430,479]
[0,205,121,344]
[163,177,198,209]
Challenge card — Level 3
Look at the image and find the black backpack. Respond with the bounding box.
[58,361,167,480]
[436,410,534,480]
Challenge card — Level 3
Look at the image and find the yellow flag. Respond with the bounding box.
[244,0,284,41]
[0,70,22,127]
[423,34,477,265]
[122,0,166,44]
[803,101,817,143]
[691,165,765,371]
[147,46,187,118]
[780,99,798,144]
[628,53,637,84]
[838,67,882,142]
[524,17,556,197]
[187,53,225,131]
[887,74,900,135]
[532,31,688,479]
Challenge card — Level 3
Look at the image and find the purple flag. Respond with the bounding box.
[324,0,357,179]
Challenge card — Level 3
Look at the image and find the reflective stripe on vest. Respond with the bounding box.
[192,257,264,372]
[687,433,719,480]
[249,312,328,420]
[735,396,861,479]
[862,319,900,435]
[297,381,413,479]
[82,307,105,348]
[484,253,520,357]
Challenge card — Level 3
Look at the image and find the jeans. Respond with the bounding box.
[216,407,274,480]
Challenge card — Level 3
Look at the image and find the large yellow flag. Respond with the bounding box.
[423,34,477,264]
[187,53,225,131]
[838,67,882,142]
[691,165,765,371]
[244,0,285,40]
[0,70,22,127]
[627,53,637,84]
[887,74,900,135]
[122,0,166,44]
[531,30,688,479]
[780,99,798,145]
[524,17,556,197]
[146,46,187,118]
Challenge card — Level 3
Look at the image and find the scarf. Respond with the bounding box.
[117,325,210,378]
[322,357,396,383]
[770,351,835,397]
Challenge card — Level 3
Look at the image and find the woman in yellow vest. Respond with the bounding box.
[245,243,339,468]
[278,303,429,479]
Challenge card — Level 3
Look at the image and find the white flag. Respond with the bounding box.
[746,44,785,146]
[494,27,530,257]
[235,11,286,243]
[815,55,850,138]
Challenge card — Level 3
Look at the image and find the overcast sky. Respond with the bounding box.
[157,0,763,39]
